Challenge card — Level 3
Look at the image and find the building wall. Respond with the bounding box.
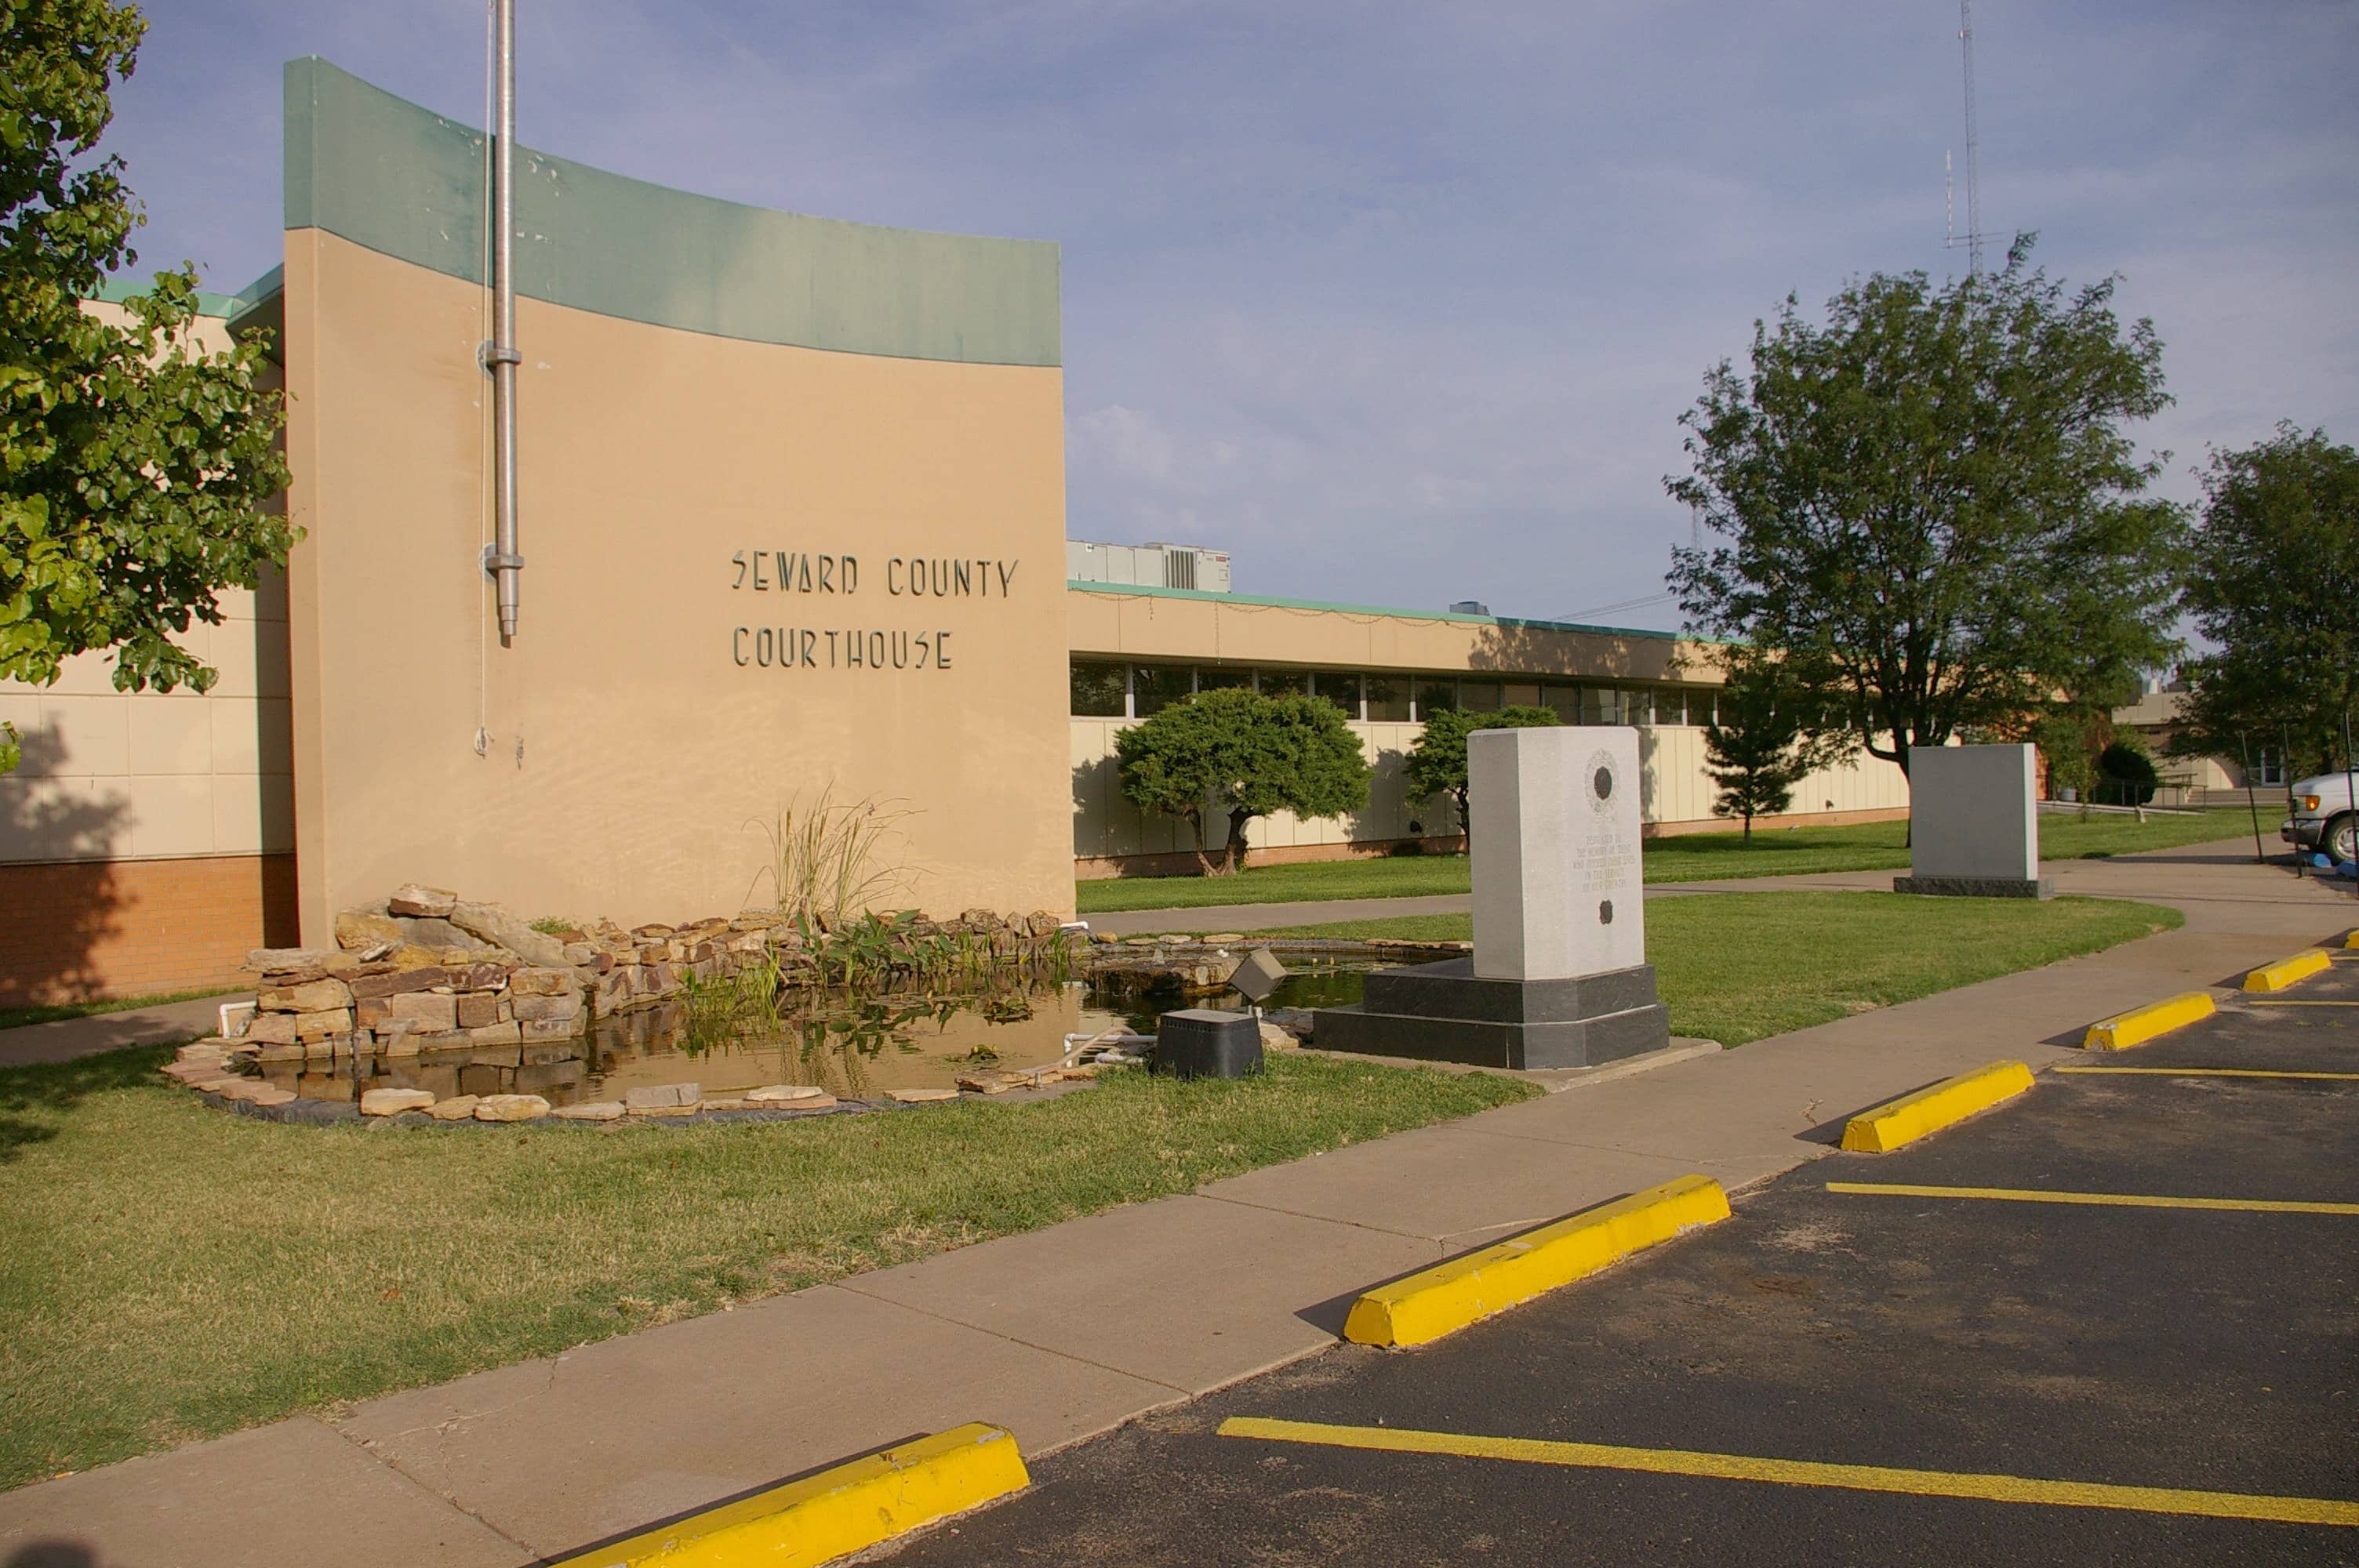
[0,297,298,1001]
[1065,584,1913,871]
[0,855,297,1008]
[1070,716,1911,874]
[278,60,1072,940]
[1067,582,1711,681]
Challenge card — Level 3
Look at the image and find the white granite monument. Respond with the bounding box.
[1318,726,1670,1069]
[1894,743,2051,898]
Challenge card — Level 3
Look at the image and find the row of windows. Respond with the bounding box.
[1069,661,1724,727]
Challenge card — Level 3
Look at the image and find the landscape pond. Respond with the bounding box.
[251,957,1396,1109]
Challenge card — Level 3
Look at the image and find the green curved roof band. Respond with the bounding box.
[283,57,1060,367]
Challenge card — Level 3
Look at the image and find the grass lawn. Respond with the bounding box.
[0,1052,1533,1490]
[0,986,241,1033]
[1076,808,2260,913]
[1250,891,2183,1047]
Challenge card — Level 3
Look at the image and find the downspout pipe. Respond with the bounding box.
[484,0,523,639]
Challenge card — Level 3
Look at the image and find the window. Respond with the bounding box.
[1070,660,1127,717]
[1195,666,1252,693]
[1256,668,1309,696]
[1132,664,1194,717]
[1580,687,1626,726]
[1626,688,1655,726]
[1459,680,1503,713]
[1503,682,1543,710]
[1313,670,1361,718]
[2254,750,2285,786]
[1415,679,1459,720]
[1542,682,1582,723]
[1365,673,1411,721]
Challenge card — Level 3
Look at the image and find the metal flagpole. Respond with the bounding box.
[483,0,524,640]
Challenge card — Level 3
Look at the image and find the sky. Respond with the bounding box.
[104,1,2359,630]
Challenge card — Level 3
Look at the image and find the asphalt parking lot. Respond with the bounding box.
[885,953,2359,1566]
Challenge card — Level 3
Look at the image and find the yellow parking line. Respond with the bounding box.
[1826,1181,2359,1215]
[2054,1066,2359,1080]
[1216,1417,2359,1527]
[2244,999,2359,1006]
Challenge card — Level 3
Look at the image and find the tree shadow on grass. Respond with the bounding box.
[0,1046,172,1163]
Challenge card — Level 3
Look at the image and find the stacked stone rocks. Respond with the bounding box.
[173,887,1082,1128]
[240,883,588,1062]
[558,906,1074,1021]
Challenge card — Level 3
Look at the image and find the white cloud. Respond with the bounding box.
[107,0,2359,623]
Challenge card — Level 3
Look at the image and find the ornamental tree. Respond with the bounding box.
[1700,653,1852,841]
[1115,687,1371,877]
[1666,236,2185,782]
[2170,425,2359,779]
[2,0,294,774]
[1403,705,1559,841]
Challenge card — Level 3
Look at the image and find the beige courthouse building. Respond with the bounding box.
[0,60,1911,1007]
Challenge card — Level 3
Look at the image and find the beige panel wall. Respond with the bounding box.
[0,580,294,867]
[1068,586,1717,682]
[1072,717,1438,862]
[1070,716,1911,862]
[283,233,1071,938]
[0,302,293,869]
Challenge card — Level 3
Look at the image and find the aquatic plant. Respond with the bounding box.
[747,786,914,931]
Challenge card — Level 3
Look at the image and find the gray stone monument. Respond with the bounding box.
[1317,726,1670,1069]
[1892,742,2052,899]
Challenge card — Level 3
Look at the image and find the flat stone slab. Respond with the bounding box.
[1892,875,2055,899]
[1318,956,1671,1069]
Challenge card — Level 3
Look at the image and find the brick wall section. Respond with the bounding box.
[0,854,299,1007]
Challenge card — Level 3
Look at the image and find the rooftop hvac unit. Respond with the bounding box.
[1068,539,1233,593]
[1147,544,1231,593]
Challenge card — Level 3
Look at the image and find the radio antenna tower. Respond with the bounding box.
[1943,0,1990,274]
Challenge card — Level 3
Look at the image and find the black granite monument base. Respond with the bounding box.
[1314,956,1671,1070]
[1892,875,2054,899]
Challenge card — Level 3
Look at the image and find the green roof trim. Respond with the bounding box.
[223,264,284,346]
[283,57,1061,367]
[1067,580,1685,644]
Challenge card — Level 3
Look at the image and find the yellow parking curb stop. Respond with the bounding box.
[2243,949,2332,993]
[1342,1175,1729,1348]
[547,1423,1029,1567]
[2081,992,2215,1051]
[1839,1061,2035,1153]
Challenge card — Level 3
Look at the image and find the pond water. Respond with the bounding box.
[253,961,1387,1109]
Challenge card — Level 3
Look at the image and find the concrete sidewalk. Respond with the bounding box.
[2,842,2348,1568]
[0,993,237,1070]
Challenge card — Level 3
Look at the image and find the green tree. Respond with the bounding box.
[1700,655,1852,840]
[2,0,294,775]
[1115,687,1371,876]
[2026,707,2099,810]
[1402,705,1559,841]
[1666,236,2185,782]
[2170,425,2359,779]
[2093,737,2158,807]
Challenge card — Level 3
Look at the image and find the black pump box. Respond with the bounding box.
[1152,1008,1264,1080]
